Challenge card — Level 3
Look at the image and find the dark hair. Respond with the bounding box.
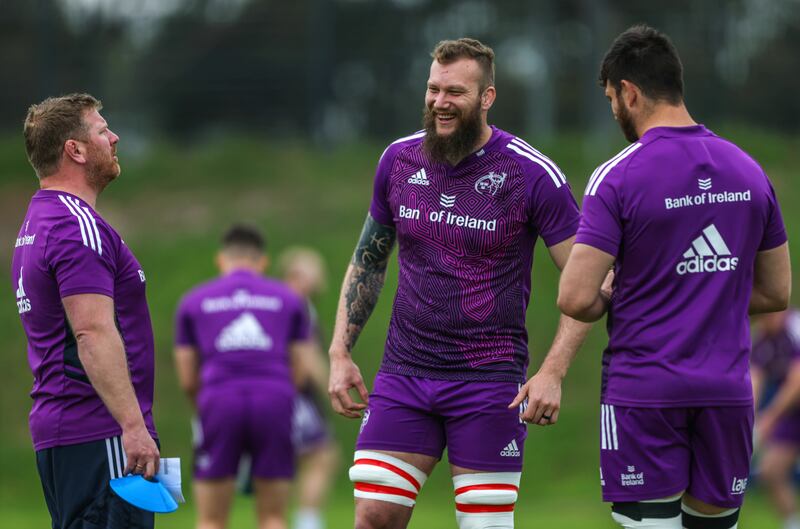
[23,93,102,178]
[599,24,684,104]
[221,224,266,254]
[431,38,495,91]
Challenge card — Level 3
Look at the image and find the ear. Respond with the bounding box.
[619,80,641,108]
[481,86,496,111]
[215,252,225,273]
[259,255,270,274]
[64,139,87,165]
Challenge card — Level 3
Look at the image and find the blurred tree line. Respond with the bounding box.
[2,0,799,144]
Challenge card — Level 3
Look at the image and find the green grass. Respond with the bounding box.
[0,128,798,527]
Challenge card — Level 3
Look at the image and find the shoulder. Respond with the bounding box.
[45,194,116,257]
[499,133,568,190]
[378,130,426,165]
[261,277,305,308]
[584,141,645,197]
[177,277,222,312]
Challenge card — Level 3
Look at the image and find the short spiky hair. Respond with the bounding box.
[23,93,101,178]
[221,224,266,256]
[431,38,495,90]
[599,24,684,104]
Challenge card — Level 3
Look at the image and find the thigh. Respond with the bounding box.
[195,389,246,479]
[688,406,753,508]
[443,381,527,472]
[194,479,237,523]
[37,437,155,529]
[356,373,446,460]
[599,404,690,503]
[769,410,800,447]
[253,478,292,516]
[247,386,296,479]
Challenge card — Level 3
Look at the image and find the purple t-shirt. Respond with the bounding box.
[751,310,800,386]
[576,125,787,407]
[370,127,580,382]
[11,190,157,450]
[174,270,311,391]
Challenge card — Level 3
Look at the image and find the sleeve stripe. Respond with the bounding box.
[509,137,566,184]
[379,130,426,161]
[65,195,98,253]
[57,194,90,250]
[586,143,643,196]
[81,205,103,256]
[506,143,562,188]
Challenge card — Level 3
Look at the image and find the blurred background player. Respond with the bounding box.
[278,247,340,529]
[328,37,588,529]
[174,225,314,529]
[751,309,800,529]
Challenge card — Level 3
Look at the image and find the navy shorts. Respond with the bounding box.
[36,435,157,529]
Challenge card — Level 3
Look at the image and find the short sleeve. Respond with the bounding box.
[174,297,197,347]
[528,177,580,247]
[46,217,115,299]
[575,173,624,257]
[368,147,396,226]
[290,297,312,342]
[759,177,788,252]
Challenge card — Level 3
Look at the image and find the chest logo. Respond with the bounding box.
[407,168,430,186]
[16,267,31,314]
[439,194,456,208]
[475,172,506,196]
[215,312,273,352]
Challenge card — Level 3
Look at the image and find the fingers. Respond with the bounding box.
[355,379,370,406]
[508,386,527,409]
[329,382,368,419]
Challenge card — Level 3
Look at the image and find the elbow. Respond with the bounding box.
[557,291,597,322]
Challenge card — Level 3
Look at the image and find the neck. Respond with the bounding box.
[40,172,100,209]
[636,102,696,139]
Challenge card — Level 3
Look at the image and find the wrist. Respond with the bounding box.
[329,346,352,361]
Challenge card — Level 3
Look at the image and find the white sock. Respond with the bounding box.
[785,513,800,529]
[293,508,323,529]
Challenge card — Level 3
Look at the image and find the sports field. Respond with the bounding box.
[0,130,797,527]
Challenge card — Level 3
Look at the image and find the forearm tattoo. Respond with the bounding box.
[343,214,396,350]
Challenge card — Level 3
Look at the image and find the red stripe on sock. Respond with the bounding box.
[355,483,418,500]
[354,458,421,490]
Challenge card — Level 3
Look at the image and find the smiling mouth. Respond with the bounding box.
[436,112,456,124]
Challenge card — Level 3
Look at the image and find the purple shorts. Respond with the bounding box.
[599,403,753,508]
[293,392,331,455]
[356,372,527,471]
[194,384,295,480]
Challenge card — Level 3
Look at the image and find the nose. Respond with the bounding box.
[109,130,120,145]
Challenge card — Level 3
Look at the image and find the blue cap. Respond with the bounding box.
[109,475,179,513]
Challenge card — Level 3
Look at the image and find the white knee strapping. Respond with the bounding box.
[453,472,520,529]
[349,450,428,507]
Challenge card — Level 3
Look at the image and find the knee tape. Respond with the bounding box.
[681,504,739,529]
[611,496,682,529]
[453,472,520,529]
[349,450,428,507]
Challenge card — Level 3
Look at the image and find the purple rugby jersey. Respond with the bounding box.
[11,190,157,451]
[174,270,311,389]
[576,125,787,407]
[751,310,800,386]
[369,126,580,382]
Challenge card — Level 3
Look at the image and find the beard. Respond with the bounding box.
[615,102,639,143]
[85,143,120,192]
[422,100,483,165]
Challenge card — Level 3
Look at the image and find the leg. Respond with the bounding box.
[681,494,740,528]
[450,465,520,529]
[254,478,292,529]
[351,450,437,529]
[758,443,800,521]
[194,479,236,529]
[295,443,340,529]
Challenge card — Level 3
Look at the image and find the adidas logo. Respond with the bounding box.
[16,267,31,314]
[698,178,712,191]
[407,168,430,185]
[440,193,455,208]
[215,312,273,352]
[676,224,739,275]
[500,439,521,457]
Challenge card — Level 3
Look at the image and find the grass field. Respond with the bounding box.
[0,128,797,527]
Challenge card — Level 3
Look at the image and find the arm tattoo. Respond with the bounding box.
[343,214,396,350]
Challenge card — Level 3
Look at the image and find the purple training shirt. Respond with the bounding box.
[369,126,580,382]
[576,125,787,407]
[11,190,157,451]
[174,270,311,390]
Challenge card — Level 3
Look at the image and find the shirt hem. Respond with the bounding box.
[602,396,754,408]
[379,363,525,383]
[33,427,159,452]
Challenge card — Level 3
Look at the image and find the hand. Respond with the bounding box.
[600,269,615,300]
[509,370,562,426]
[122,424,160,479]
[328,351,369,419]
[755,410,778,447]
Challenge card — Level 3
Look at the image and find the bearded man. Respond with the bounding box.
[327,38,590,529]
